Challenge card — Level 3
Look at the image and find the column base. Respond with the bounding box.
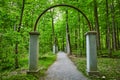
[87,71,99,76]
[27,69,41,78]
[27,69,40,74]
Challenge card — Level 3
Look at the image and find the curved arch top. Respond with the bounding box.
[34,4,92,31]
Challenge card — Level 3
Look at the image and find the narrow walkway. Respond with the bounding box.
[45,52,88,80]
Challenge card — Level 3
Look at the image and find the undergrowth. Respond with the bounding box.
[70,56,120,80]
[1,52,56,80]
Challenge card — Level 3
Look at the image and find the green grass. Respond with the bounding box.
[38,52,56,76]
[1,52,56,80]
[1,74,37,80]
[70,56,120,80]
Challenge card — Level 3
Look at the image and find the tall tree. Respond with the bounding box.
[93,0,101,50]
[50,9,57,53]
[15,0,25,69]
[77,12,81,56]
[66,10,71,54]
[111,0,117,51]
[106,0,112,57]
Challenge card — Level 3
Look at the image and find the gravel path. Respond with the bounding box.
[45,52,88,80]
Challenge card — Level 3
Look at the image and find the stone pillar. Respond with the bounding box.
[85,31,99,76]
[53,43,58,54]
[28,32,40,73]
[53,44,56,54]
[56,46,58,53]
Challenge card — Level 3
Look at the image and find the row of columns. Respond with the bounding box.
[28,31,99,75]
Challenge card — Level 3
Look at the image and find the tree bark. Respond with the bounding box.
[18,0,25,32]
[50,9,57,53]
[74,28,77,50]
[118,26,120,49]
[111,0,117,51]
[62,36,64,51]
[15,0,25,69]
[66,10,71,54]
[77,12,81,56]
[93,0,101,50]
[82,16,85,49]
[106,0,112,57]
[76,0,81,56]
[116,22,119,49]
[117,0,120,49]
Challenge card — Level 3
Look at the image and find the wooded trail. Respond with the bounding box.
[44,52,88,80]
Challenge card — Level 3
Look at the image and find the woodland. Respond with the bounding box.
[0,0,120,80]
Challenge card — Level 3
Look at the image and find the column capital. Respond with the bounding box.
[85,31,97,36]
[29,32,40,35]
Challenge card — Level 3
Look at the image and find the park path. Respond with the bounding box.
[45,52,88,80]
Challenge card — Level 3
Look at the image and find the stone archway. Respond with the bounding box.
[28,4,99,76]
[33,4,92,31]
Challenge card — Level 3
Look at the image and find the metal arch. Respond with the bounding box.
[33,4,92,31]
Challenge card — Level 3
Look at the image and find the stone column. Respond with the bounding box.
[28,32,40,73]
[53,44,58,54]
[53,44,56,54]
[85,31,99,76]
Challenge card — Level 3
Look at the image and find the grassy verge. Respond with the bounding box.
[1,52,56,80]
[70,56,120,80]
[38,52,56,76]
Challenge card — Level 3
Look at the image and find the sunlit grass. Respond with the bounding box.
[38,52,56,76]
[70,56,120,80]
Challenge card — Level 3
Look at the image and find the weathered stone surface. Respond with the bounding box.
[28,32,39,72]
[85,31,99,76]
[53,44,58,54]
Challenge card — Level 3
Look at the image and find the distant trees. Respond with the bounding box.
[0,0,120,72]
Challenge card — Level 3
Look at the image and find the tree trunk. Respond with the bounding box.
[77,0,81,56]
[62,36,64,51]
[117,0,120,49]
[82,16,85,49]
[15,0,25,69]
[18,0,25,32]
[66,10,71,55]
[74,28,77,51]
[118,26,120,49]
[111,0,117,51]
[50,9,57,53]
[77,12,81,56]
[93,0,101,50]
[116,22,119,49]
[50,34,53,51]
[106,0,112,57]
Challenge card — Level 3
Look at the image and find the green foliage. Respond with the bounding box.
[3,74,37,80]
[38,52,56,75]
[112,50,120,58]
[1,52,56,79]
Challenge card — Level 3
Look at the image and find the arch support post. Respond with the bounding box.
[85,31,99,76]
[28,32,40,73]
[53,44,58,54]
